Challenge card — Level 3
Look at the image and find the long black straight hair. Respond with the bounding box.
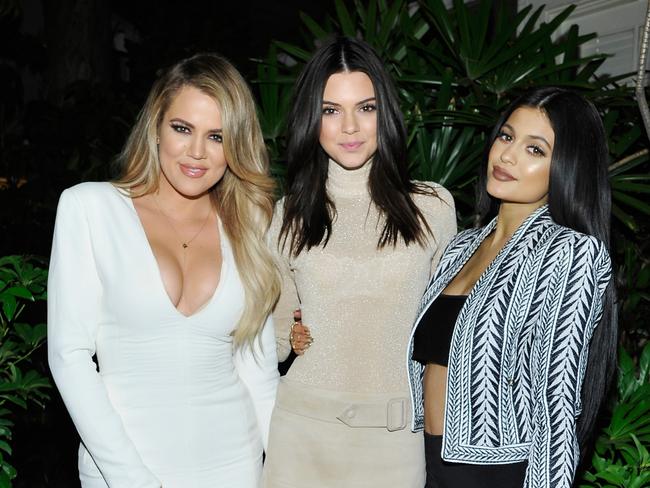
[280,36,437,255]
[477,87,617,452]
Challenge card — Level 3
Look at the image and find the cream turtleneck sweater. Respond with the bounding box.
[269,160,456,394]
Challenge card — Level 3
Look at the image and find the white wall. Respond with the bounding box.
[518,0,648,79]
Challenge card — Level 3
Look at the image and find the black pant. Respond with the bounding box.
[424,433,527,488]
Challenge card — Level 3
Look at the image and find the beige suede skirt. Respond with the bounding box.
[262,378,425,488]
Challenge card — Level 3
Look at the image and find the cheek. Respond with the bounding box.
[159,135,185,158]
[522,163,551,195]
[209,146,227,166]
[362,116,377,136]
[319,120,337,149]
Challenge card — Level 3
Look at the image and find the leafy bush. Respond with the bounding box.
[0,256,50,487]
[578,344,650,487]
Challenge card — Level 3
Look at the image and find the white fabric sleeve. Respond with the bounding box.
[233,315,280,450]
[267,204,300,362]
[524,236,611,488]
[47,189,161,488]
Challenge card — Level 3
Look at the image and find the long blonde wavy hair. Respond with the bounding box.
[114,53,280,350]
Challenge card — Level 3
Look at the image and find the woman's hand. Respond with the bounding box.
[289,309,312,356]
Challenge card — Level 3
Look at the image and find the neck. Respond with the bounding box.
[326,158,372,197]
[492,202,546,242]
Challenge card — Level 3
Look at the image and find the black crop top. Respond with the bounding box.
[412,294,467,367]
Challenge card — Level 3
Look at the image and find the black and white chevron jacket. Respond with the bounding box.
[407,205,611,488]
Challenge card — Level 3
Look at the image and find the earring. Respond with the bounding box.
[156,137,160,145]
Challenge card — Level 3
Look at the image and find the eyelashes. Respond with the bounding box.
[496,131,547,157]
[169,123,222,143]
[171,123,190,134]
[321,103,377,115]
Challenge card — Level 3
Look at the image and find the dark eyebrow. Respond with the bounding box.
[529,135,551,149]
[502,123,552,149]
[170,118,221,133]
[322,97,377,107]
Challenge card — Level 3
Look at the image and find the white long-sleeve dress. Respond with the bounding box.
[47,182,278,488]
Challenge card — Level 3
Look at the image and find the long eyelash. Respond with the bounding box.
[497,130,512,141]
[360,103,376,112]
[529,145,546,157]
[170,123,189,133]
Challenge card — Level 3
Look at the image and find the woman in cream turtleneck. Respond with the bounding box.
[262,37,456,487]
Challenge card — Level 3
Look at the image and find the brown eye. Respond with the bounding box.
[497,131,512,143]
[528,145,546,157]
[171,123,190,134]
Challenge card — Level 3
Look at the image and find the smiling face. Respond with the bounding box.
[486,107,555,210]
[157,85,228,199]
[318,71,378,170]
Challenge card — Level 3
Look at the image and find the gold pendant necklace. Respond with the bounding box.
[153,195,212,250]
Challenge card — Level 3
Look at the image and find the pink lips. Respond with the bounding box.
[179,163,208,178]
[492,166,516,182]
[340,142,363,151]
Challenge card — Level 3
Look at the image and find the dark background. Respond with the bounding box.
[1,0,336,257]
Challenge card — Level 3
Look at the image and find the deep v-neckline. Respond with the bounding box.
[118,187,228,319]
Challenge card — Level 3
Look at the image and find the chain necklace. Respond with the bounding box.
[153,195,212,249]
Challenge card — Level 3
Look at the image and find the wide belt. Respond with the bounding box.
[276,380,408,432]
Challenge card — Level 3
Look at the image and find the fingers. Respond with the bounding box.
[290,317,313,356]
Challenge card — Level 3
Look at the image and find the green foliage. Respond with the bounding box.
[256,0,650,224]
[578,344,650,487]
[0,256,50,487]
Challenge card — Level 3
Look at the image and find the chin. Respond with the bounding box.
[171,181,213,199]
[334,157,371,170]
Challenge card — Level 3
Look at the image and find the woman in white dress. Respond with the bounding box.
[47,53,280,488]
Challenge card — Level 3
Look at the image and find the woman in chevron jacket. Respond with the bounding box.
[408,87,616,488]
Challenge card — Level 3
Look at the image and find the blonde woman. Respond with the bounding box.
[48,53,280,488]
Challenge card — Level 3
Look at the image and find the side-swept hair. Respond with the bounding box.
[114,53,280,349]
[280,36,436,256]
[477,86,617,451]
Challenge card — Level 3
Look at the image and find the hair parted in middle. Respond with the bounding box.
[280,36,438,256]
[114,52,280,349]
[477,86,617,453]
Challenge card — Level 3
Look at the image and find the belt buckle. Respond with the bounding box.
[386,398,406,432]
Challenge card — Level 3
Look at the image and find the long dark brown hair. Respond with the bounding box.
[280,36,438,256]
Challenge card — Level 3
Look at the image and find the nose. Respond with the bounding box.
[342,111,359,135]
[187,136,206,160]
[499,145,515,165]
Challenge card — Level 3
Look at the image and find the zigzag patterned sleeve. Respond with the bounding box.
[524,235,611,488]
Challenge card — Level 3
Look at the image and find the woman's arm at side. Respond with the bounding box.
[48,189,160,488]
[525,235,612,488]
[233,316,280,449]
[267,202,300,362]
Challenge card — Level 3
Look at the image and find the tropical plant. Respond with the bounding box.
[578,343,650,488]
[256,0,650,225]
[0,256,50,487]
